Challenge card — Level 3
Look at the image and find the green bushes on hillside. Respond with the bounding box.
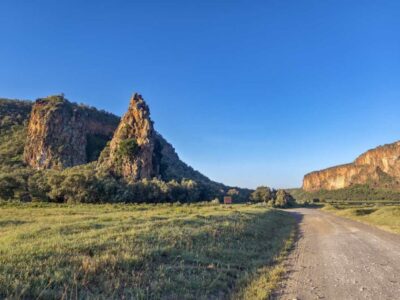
[0,99,229,203]
[0,99,31,132]
[0,160,223,203]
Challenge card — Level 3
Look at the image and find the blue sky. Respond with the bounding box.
[1,0,399,188]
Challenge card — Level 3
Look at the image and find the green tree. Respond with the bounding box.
[251,186,273,203]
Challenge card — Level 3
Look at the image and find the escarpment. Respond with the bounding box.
[303,141,400,191]
[24,95,120,170]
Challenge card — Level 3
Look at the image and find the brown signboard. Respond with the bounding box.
[223,196,232,204]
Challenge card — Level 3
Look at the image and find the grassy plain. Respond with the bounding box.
[0,202,296,299]
[323,205,400,234]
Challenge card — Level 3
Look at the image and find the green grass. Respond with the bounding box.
[0,202,296,299]
[323,205,400,234]
[289,186,400,203]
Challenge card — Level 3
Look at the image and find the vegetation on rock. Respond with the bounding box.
[117,138,139,158]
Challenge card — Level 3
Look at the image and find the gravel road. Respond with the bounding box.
[276,208,400,300]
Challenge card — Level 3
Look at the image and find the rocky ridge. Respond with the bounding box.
[22,93,217,185]
[303,141,400,191]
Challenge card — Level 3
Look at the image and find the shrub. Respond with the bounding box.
[0,175,19,200]
[251,186,274,203]
[117,138,139,158]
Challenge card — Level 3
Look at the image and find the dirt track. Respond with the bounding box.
[276,208,400,300]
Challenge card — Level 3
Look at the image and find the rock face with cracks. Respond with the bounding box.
[303,141,400,191]
[98,93,156,180]
[24,95,119,170]
[23,93,219,185]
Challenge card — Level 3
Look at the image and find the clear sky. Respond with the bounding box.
[1,0,399,188]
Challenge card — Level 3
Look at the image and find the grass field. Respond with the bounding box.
[0,202,296,299]
[323,205,400,234]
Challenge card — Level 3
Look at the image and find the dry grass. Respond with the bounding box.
[323,205,400,234]
[0,202,296,299]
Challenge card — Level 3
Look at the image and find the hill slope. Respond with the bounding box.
[0,96,247,203]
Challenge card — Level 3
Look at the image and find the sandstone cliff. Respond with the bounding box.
[24,95,119,170]
[303,141,400,191]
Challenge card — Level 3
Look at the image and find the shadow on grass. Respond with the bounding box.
[0,219,28,227]
[1,209,298,299]
[111,209,298,299]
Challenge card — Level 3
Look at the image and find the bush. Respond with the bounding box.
[273,190,295,208]
[0,175,19,200]
[250,186,274,203]
[117,138,139,157]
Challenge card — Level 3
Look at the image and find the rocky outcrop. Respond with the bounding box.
[98,94,156,180]
[23,93,220,186]
[303,141,400,191]
[97,93,215,183]
[24,95,119,170]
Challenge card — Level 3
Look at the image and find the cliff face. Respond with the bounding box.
[22,93,220,186]
[354,142,400,177]
[24,96,119,170]
[303,142,400,191]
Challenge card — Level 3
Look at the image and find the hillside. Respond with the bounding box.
[0,96,249,203]
[303,141,400,192]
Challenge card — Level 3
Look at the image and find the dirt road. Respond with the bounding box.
[277,208,400,300]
